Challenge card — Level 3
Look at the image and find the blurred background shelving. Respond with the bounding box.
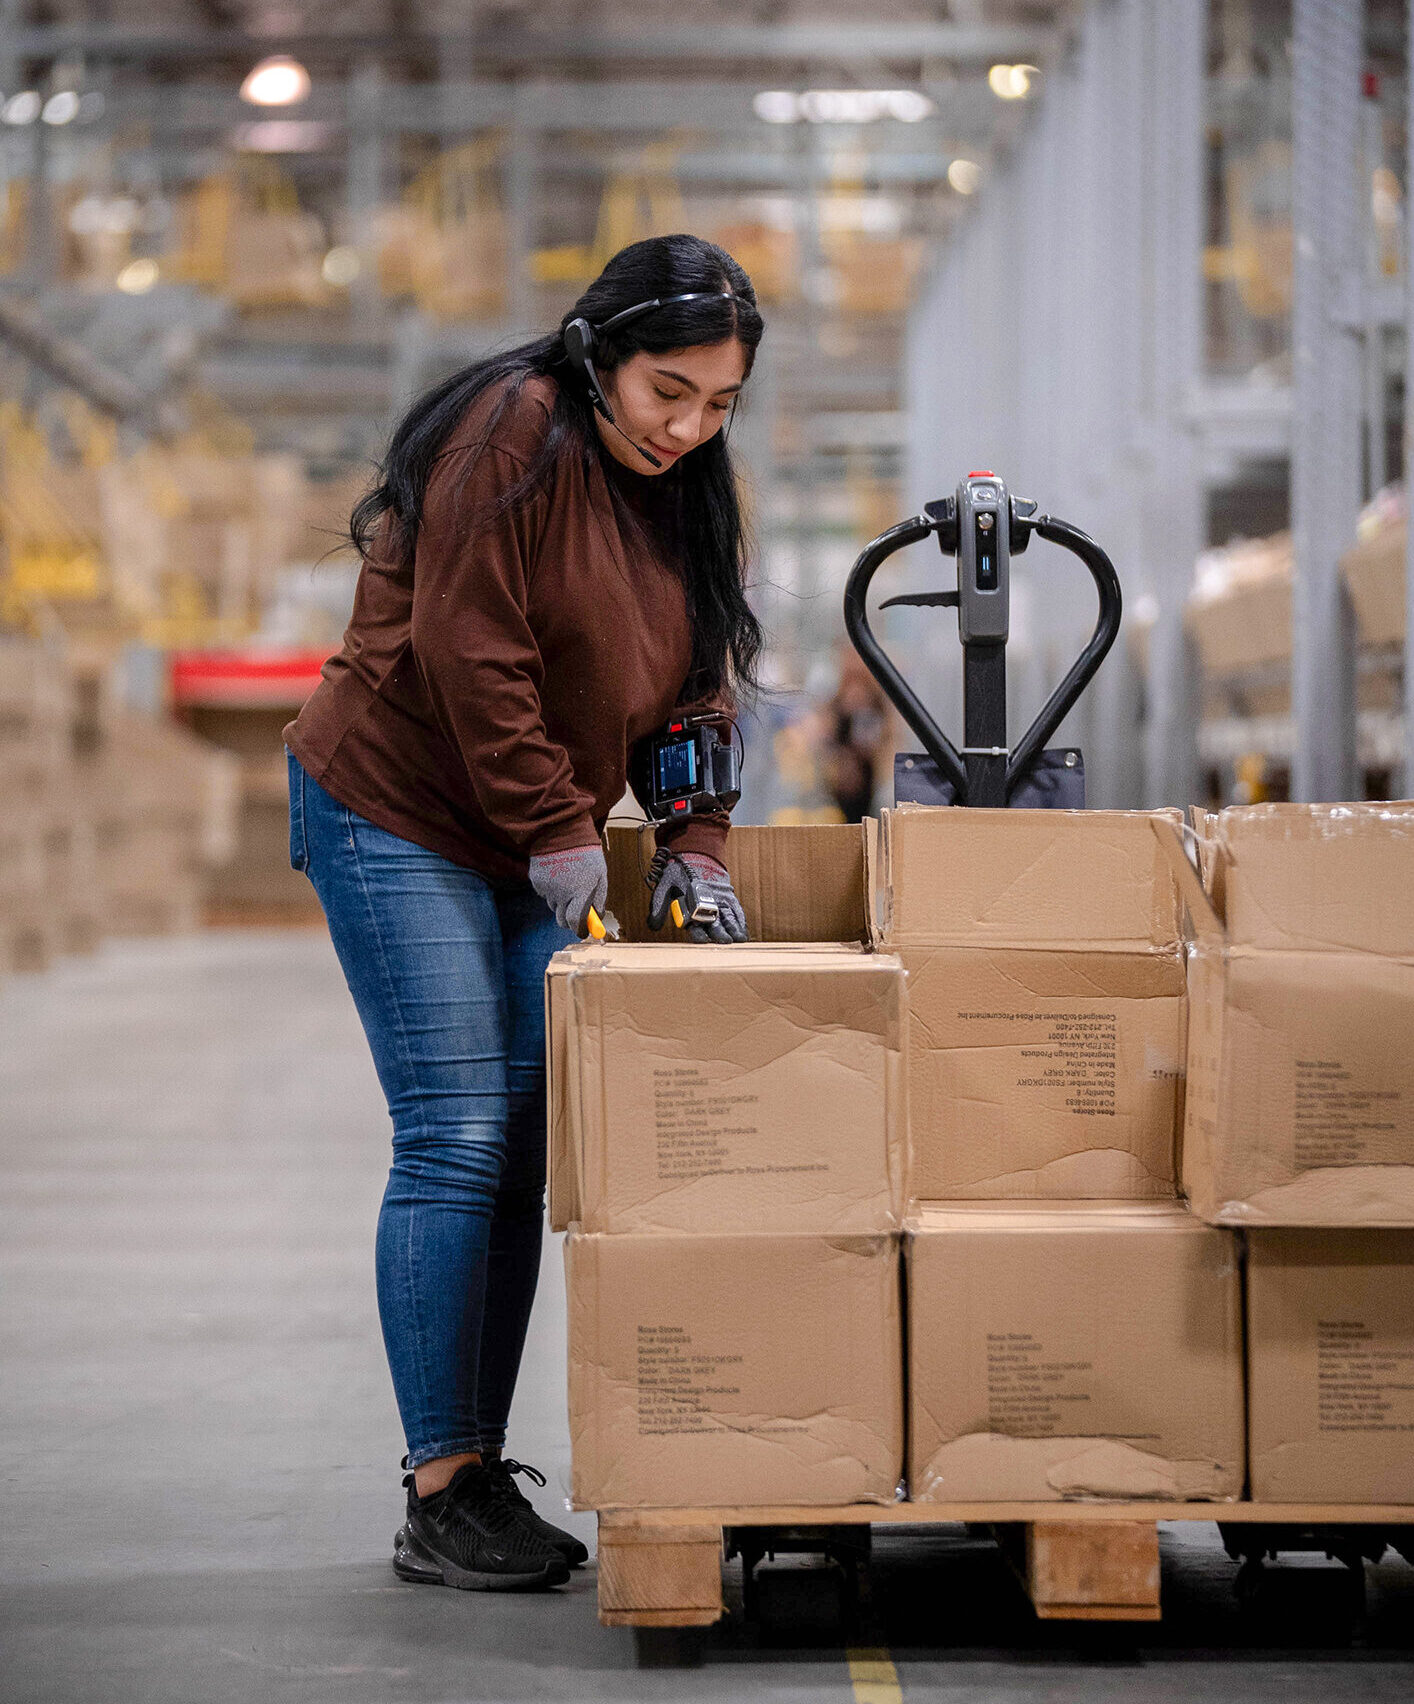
[0,0,1410,963]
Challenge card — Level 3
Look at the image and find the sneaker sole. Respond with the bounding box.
[393,1526,570,1592]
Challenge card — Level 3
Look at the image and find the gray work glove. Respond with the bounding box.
[528,844,609,936]
[648,852,749,944]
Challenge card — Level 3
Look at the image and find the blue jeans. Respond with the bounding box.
[287,751,572,1467]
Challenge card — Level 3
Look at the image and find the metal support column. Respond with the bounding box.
[1143,0,1205,809]
[1291,0,1363,801]
[505,87,537,335]
[345,62,386,330]
[1405,0,1414,790]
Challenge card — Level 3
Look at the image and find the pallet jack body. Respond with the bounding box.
[843,471,1121,809]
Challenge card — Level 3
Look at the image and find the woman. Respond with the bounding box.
[283,234,763,1593]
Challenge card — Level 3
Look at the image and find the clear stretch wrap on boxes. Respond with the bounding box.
[566,1229,903,1510]
[1246,1229,1414,1503]
[1158,805,1414,1225]
[547,942,906,1234]
[907,1203,1245,1502]
[874,808,1186,1201]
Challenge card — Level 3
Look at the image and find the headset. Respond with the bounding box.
[562,291,748,468]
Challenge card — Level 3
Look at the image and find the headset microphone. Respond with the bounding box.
[562,316,662,467]
[612,421,663,469]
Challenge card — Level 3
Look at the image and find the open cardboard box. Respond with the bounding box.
[1155,806,1414,1225]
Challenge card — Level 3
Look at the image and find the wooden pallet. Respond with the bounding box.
[596,1502,1414,1628]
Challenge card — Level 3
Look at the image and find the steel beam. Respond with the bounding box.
[84,78,1002,139]
[0,23,1053,67]
[1406,0,1414,791]
[345,63,386,328]
[1290,0,1363,802]
[0,292,183,436]
[1142,0,1205,811]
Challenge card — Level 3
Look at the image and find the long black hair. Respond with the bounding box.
[351,233,766,701]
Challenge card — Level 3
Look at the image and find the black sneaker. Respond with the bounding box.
[483,1455,590,1569]
[392,1460,570,1591]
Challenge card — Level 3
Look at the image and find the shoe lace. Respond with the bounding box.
[486,1456,547,1511]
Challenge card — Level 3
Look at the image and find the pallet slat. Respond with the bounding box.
[593,1502,1414,1629]
[592,1501,1414,1528]
[597,1517,724,1624]
[1023,1520,1161,1621]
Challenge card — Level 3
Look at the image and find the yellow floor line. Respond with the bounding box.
[847,1645,902,1704]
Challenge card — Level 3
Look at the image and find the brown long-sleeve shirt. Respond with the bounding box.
[284,373,731,884]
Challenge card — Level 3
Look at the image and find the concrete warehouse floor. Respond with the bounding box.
[2,932,1414,1704]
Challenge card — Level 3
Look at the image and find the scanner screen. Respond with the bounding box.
[656,736,698,799]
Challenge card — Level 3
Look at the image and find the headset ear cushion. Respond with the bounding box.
[563,318,594,371]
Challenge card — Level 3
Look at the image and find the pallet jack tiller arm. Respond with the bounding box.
[843,476,1123,808]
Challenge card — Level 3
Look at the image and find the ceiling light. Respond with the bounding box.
[3,91,41,125]
[884,90,932,123]
[753,88,933,126]
[233,119,332,152]
[321,245,361,286]
[240,55,311,107]
[988,63,1037,101]
[754,90,799,124]
[116,258,160,294]
[947,158,981,195]
[42,90,80,125]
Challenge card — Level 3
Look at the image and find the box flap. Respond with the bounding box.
[605,821,869,943]
[879,806,1184,950]
[1217,803,1414,955]
[1150,818,1224,942]
[907,1201,1202,1235]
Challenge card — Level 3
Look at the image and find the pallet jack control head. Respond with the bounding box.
[842,470,1122,808]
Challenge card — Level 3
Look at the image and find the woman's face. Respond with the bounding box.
[595,338,748,475]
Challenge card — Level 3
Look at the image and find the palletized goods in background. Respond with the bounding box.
[1162,805,1414,1225]
[546,941,906,1235]
[907,1203,1245,1503]
[566,1229,903,1510]
[86,708,236,938]
[1246,1229,1414,1503]
[874,807,1186,1201]
[0,636,236,971]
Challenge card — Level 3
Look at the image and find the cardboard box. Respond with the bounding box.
[604,821,870,944]
[907,1203,1244,1502]
[876,808,1185,1201]
[1161,807,1414,1225]
[1247,1229,1414,1503]
[546,942,906,1234]
[904,947,1184,1199]
[566,1229,903,1509]
[874,807,1183,953]
[1342,520,1405,648]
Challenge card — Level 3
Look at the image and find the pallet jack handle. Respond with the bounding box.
[842,496,1123,806]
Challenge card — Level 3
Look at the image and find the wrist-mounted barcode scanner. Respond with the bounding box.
[632,714,743,823]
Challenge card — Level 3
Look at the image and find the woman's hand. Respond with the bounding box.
[648,852,749,944]
[528,844,609,935]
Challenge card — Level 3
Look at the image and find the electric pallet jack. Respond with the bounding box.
[717,474,1124,1640]
[844,470,1122,810]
